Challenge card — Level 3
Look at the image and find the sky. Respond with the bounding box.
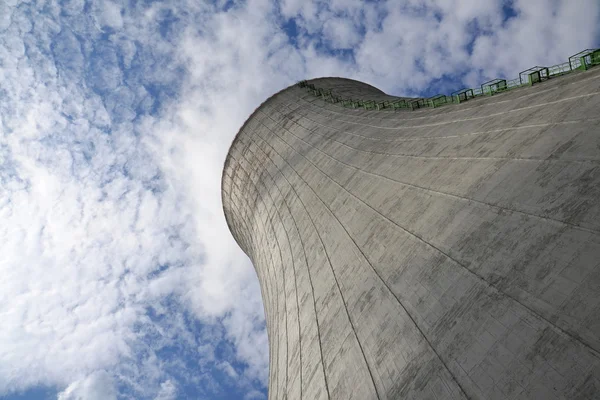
[0,0,598,399]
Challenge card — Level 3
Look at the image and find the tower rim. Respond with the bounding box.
[220,76,388,245]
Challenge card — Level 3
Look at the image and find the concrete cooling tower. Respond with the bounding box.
[222,50,600,400]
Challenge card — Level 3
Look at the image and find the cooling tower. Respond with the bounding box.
[222,57,600,399]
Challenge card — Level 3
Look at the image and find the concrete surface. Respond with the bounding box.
[222,68,600,399]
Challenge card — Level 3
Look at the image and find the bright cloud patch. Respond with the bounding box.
[57,371,117,400]
[323,17,362,49]
[0,0,598,399]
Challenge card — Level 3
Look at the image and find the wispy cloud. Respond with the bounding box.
[0,0,598,398]
[57,371,117,400]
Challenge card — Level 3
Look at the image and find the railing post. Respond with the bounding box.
[528,71,540,85]
[592,50,600,66]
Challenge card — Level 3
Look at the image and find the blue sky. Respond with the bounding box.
[0,0,598,399]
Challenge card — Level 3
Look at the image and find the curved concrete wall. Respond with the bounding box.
[222,70,600,400]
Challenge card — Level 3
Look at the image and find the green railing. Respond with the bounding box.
[451,88,474,104]
[481,79,507,95]
[568,49,598,71]
[548,61,572,77]
[519,66,550,85]
[297,48,600,112]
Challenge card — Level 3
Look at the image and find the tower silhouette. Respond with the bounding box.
[222,54,600,399]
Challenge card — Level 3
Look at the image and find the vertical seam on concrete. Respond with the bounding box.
[253,139,332,399]
[266,174,290,400]
[257,163,290,399]
[229,172,277,341]
[226,183,274,336]
[250,137,287,400]
[251,131,382,399]
[249,146,303,399]
[236,147,329,398]
[255,167,289,399]
[230,166,280,399]
[231,158,287,399]
[262,160,305,399]
[234,158,284,399]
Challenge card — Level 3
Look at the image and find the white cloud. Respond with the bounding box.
[97,0,124,29]
[323,17,362,49]
[468,0,600,80]
[57,370,117,400]
[154,380,177,400]
[218,361,239,379]
[0,0,598,399]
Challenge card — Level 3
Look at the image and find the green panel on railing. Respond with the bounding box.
[428,94,449,108]
[390,100,406,110]
[590,49,600,66]
[451,88,474,103]
[519,66,549,85]
[529,71,540,85]
[482,79,507,95]
[363,100,375,110]
[569,49,595,70]
[376,101,387,110]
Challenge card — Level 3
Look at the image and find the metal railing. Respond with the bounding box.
[297,48,599,112]
[548,62,572,77]
[569,49,595,70]
[481,79,507,95]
